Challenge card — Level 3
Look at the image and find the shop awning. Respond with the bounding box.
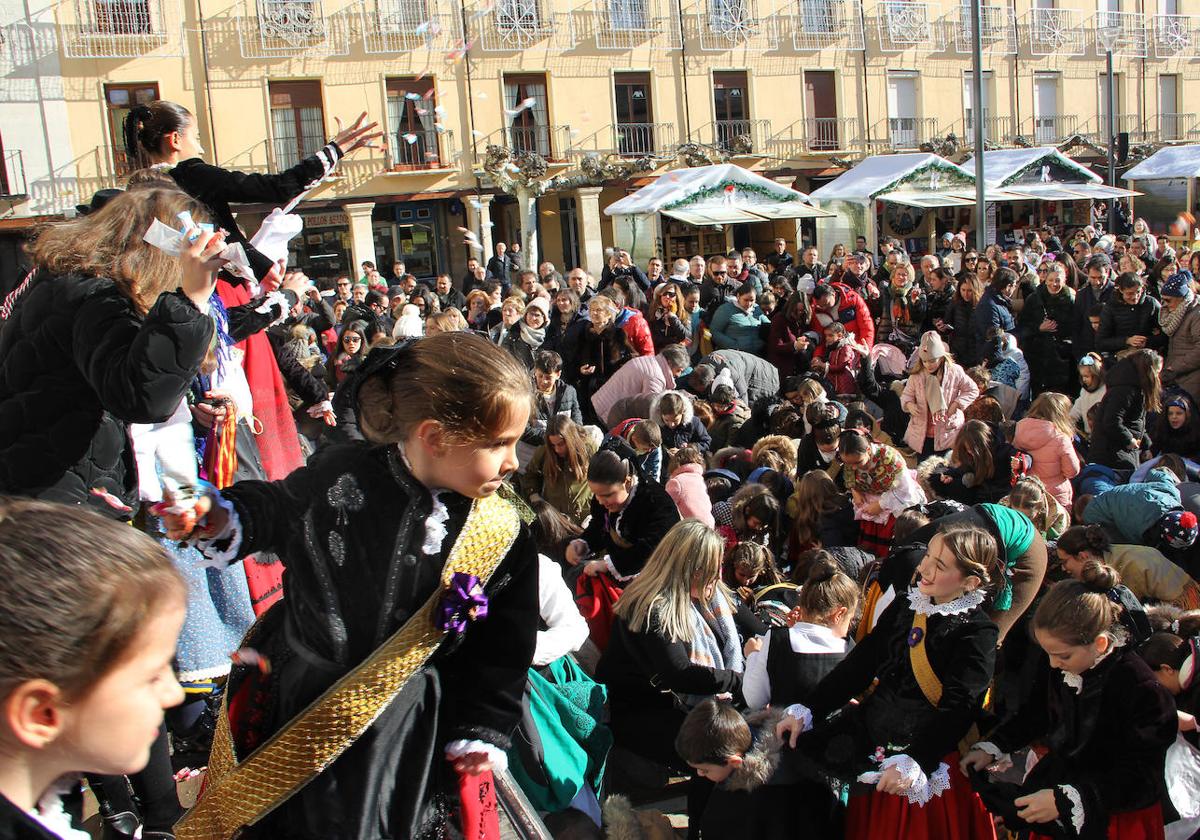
[808,153,977,203]
[1123,145,1200,180]
[604,163,832,222]
[961,147,1101,187]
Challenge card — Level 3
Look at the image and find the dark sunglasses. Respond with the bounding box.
[661,290,677,297]
[713,270,727,276]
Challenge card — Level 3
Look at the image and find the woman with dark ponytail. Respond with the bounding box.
[962,562,1177,839]
[122,100,380,280]
[1057,523,1200,610]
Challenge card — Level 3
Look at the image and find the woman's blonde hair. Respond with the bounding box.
[426,308,467,334]
[501,295,527,316]
[588,295,619,318]
[751,434,798,476]
[614,519,727,644]
[357,331,535,445]
[1025,391,1075,440]
[1003,475,1052,533]
[788,378,825,405]
[29,184,211,314]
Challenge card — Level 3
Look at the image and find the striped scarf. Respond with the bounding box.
[681,589,744,708]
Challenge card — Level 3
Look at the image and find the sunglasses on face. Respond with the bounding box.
[713,271,727,276]
[662,290,677,298]
[965,256,978,261]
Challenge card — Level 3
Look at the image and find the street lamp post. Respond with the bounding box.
[1098,23,1121,232]
[970,0,986,252]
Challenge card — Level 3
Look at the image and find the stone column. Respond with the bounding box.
[465,194,495,262]
[342,202,377,273]
[575,186,606,277]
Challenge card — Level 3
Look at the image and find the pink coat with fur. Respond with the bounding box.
[899,361,980,452]
[1013,417,1080,507]
[664,463,715,527]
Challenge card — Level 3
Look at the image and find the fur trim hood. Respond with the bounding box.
[648,389,694,426]
[603,795,677,840]
[723,708,785,792]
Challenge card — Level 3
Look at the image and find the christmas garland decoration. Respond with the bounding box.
[875,160,974,198]
[662,180,800,211]
[999,154,1097,187]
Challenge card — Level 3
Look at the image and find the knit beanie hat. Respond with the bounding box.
[1162,270,1195,301]
[526,296,551,320]
[1159,509,1199,549]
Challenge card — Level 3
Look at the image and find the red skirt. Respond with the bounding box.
[846,753,996,840]
[858,515,897,559]
[1030,803,1164,840]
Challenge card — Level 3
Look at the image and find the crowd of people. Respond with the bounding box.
[1,96,1200,840]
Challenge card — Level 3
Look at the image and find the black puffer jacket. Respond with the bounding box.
[1088,353,1151,470]
[1096,294,1164,353]
[0,272,213,515]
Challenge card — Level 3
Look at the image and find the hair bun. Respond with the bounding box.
[805,557,838,586]
[1079,560,1120,593]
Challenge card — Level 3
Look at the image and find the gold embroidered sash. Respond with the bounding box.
[175,492,521,840]
[908,612,944,708]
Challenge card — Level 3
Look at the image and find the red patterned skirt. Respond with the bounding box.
[1030,803,1164,840]
[857,515,897,559]
[846,753,996,840]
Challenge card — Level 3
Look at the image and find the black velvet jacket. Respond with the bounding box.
[801,592,998,776]
[0,795,63,840]
[218,443,539,840]
[985,648,1176,839]
[170,144,341,280]
[577,477,681,579]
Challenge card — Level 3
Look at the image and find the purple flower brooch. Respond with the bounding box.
[436,572,489,634]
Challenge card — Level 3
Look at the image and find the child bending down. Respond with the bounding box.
[836,428,926,558]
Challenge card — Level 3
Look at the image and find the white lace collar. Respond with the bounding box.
[907,587,986,617]
[1061,636,1126,694]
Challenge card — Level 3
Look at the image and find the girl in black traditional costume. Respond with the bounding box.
[165,332,540,840]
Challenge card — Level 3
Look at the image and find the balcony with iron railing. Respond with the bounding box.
[60,0,172,57]
[238,0,349,57]
[883,116,938,151]
[696,0,776,50]
[1151,13,1195,57]
[1092,9,1148,56]
[592,0,681,49]
[477,125,574,161]
[950,3,1016,54]
[1025,114,1079,145]
[1157,113,1197,143]
[1082,113,1149,144]
[876,0,942,52]
[701,119,771,155]
[1026,6,1086,55]
[476,0,570,50]
[1,150,27,199]
[765,117,859,155]
[961,114,1014,147]
[360,0,461,52]
[614,122,676,157]
[387,127,457,170]
[787,0,865,50]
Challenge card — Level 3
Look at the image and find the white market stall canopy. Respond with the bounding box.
[962,146,1138,201]
[1123,145,1200,180]
[604,163,832,225]
[809,153,984,206]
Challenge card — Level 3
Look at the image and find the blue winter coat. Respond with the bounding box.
[710,301,771,354]
[1083,467,1182,543]
[968,288,1015,365]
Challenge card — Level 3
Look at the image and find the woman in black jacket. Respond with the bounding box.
[1088,349,1163,471]
[597,520,758,837]
[944,274,979,363]
[124,100,379,280]
[0,185,222,517]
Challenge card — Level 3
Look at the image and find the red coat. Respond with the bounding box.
[811,282,874,358]
[617,307,654,357]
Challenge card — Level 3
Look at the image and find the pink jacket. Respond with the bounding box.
[665,463,715,527]
[590,352,676,426]
[1013,417,1079,507]
[899,361,980,452]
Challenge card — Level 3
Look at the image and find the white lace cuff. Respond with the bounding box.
[1058,784,1085,833]
[193,494,244,567]
[254,290,289,325]
[972,741,1013,771]
[422,492,449,556]
[784,703,813,732]
[603,555,637,582]
[445,739,509,773]
[857,755,951,806]
[306,399,333,418]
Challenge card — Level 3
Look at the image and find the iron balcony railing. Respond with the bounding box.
[1026,114,1079,145]
[614,122,676,156]
[886,116,938,150]
[61,0,173,57]
[962,114,1014,147]
[1,149,27,198]
[1093,10,1148,57]
[361,0,461,52]
[480,125,573,161]
[1151,13,1195,57]
[709,119,771,154]
[803,116,857,152]
[388,126,456,169]
[789,0,865,50]
[876,0,942,51]
[1158,113,1196,143]
[1027,7,1086,55]
[951,2,1016,53]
